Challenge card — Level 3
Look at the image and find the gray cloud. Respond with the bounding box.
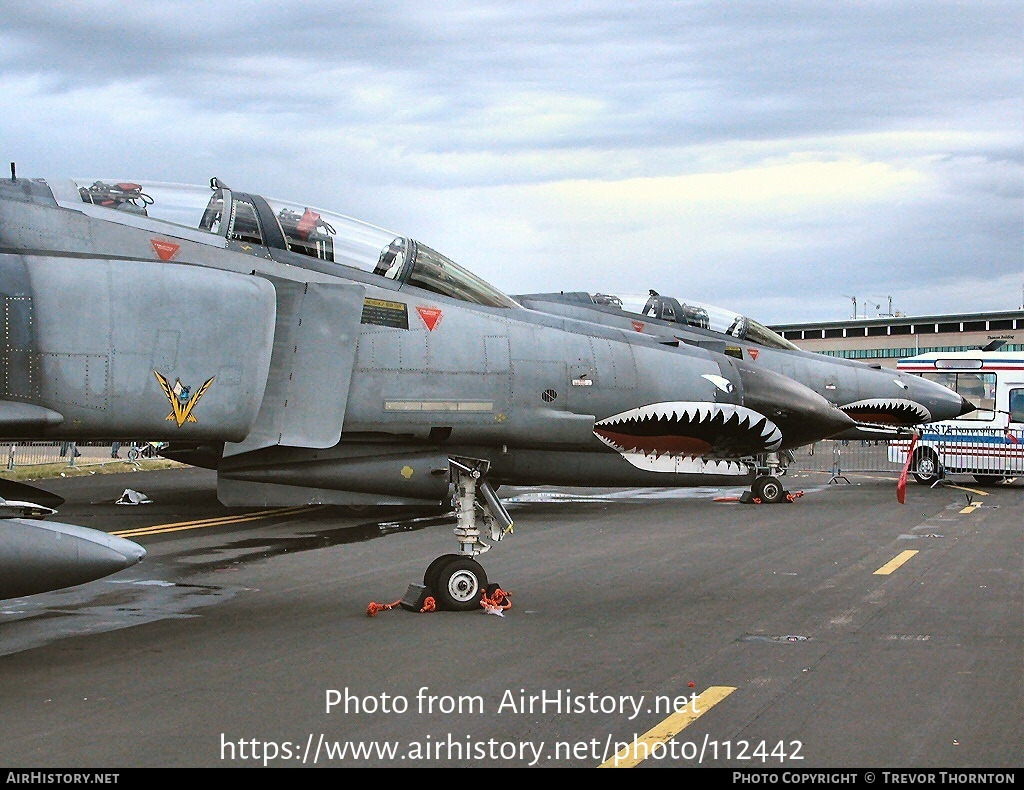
[1,1,1020,322]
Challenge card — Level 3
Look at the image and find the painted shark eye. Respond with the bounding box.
[893,378,909,390]
[701,374,734,394]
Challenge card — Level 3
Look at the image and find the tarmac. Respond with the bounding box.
[0,465,1019,769]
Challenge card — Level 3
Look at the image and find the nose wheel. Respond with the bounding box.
[424,553,460,592]
[426,555,489,611]
[752,475,786,504]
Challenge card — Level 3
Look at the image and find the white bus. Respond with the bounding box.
[888,350,1024,485]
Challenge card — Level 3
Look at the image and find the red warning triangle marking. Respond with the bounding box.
[748,348,759,361]
[151,239,180,261]
[416,306,442,331]
[631,320,645,332]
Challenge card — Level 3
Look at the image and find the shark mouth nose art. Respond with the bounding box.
[593,402,783,461]
[838,399,931,426]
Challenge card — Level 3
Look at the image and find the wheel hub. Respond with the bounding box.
[447,570,480,602]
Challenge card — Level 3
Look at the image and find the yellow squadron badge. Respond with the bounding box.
[155,371,215,427]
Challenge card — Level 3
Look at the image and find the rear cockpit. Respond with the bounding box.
[596,290,800,351]
[54,177,518,308]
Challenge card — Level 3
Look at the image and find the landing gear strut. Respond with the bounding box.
[412,457,513,611]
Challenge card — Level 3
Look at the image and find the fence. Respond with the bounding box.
[789,427,1024,483]
[3,441,150,470]
[5,433,1020,482]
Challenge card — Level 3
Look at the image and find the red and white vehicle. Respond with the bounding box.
[889,350,1024,484]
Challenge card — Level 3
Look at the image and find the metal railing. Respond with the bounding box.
[790,427,1024,482]
[4,441,138,470]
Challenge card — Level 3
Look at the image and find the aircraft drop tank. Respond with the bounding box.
[0,518,146,600]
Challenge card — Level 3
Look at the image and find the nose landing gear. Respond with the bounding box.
[738,451,798,504]
[405,457,513,612]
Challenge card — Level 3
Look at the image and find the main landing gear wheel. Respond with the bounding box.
[433,556,488,612]
[752,475,785,504]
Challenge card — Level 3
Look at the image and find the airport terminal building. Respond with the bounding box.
[770,309,1024,368]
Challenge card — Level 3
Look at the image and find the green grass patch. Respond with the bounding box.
[0,458,185,482]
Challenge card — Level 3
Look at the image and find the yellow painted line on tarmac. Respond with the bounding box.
[874,549,918,575]
[598,686,737,768]
[111,506,321,538]
[945,484,989,497]
[960,503,981,514]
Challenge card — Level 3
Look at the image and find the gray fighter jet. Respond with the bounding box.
[0,171,857,608]
[514,291,974,440]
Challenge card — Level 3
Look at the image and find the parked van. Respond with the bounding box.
[888,350,1024,484]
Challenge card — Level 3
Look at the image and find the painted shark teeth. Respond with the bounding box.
[592,448,752,475]
[839,398,931,426]
[593,401,782,464]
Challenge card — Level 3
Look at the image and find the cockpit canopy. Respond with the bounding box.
[596,290,800,351]
[69,178,519,309]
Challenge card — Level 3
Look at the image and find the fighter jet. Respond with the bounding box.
[0,171,856,608]
[514,290,975,441]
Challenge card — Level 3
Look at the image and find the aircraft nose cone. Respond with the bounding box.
[735,362,857,449]
[905,374,978,422]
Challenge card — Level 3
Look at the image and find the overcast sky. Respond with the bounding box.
[2,1,1021,323]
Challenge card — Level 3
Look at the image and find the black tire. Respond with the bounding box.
[912,448,942,485]
[433,557,488,612]
[973,475,1004,486]
[752,475,785,504]
[423,553,460,592]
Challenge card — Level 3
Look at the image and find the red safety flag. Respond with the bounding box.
[896,434,919,504]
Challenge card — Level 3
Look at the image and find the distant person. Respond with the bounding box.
[111,442,121,458]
